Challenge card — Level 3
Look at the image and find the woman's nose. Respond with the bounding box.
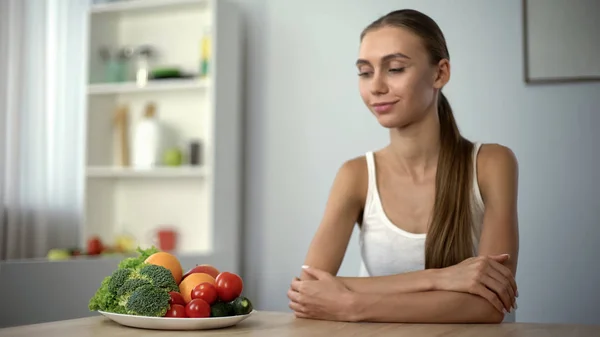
[370,72,388,95]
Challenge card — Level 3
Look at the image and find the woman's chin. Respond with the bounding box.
[375,114,407,129]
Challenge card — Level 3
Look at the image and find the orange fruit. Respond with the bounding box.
[145,252,183,284]
[179,273,216,303]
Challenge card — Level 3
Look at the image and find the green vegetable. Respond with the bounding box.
[117,246,160,270]
[117,278,152,298]
[88,246,170,316]
[124,284,171,317]
[230,296,253,316]
[138,264,179,292]
[107,268,132,294]
[210,301,233,317]
[88,276,118,312]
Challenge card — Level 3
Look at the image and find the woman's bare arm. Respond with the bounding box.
[476,144,520,275]
[350,290,504,323]
[337,270,437,293]
[300,159,365,281]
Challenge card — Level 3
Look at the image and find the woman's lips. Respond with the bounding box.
[372,101,398,113]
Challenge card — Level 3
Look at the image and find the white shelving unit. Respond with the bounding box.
[88,78,209,95]
[82,0,243,271]
[86,165,208,178]
[90,0,204,13]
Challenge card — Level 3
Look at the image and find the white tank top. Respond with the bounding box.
[358,142,485,277]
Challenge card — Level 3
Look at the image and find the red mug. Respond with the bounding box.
[150,228,178,252]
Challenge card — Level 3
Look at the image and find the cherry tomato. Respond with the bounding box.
[185,299,211,318]
[169,292,186,306]
[191,282,218,305]
[164,304,187,318]
[215,272,243,302]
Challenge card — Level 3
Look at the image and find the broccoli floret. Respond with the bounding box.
[124,284,171,317]
[88,246,162,314]
[138,264,179,292]
[117,278,152,298]
[117,246,160,270]
[88,247,159,313]
[107,268,132,294]
[114,277,153,314]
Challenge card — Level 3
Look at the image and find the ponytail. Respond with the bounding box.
[424,92,475,269]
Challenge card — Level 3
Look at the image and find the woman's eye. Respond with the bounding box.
[389,68,405,73]
[357,71,372,77]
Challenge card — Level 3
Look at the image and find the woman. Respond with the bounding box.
[287,9,519,324]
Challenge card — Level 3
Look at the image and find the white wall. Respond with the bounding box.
[236,0,600,325]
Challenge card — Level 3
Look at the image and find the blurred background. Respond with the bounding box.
[0,0,599,328]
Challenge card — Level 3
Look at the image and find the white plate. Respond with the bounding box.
[98,310,256,330]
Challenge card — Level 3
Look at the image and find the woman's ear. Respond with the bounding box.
[433,59,450,89]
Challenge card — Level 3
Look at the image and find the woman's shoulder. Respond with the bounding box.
[476,143,519,172]
[337,154,369,182]
[333,154,370,201]
[475,143,519,198]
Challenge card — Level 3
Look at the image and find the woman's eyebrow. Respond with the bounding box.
[356,52,411,66]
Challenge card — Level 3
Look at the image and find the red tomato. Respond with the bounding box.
[185,299,211,318]
[169,292,186,306]
[164,304,186,318]
[215,272,243,302]
[191,282,218,305]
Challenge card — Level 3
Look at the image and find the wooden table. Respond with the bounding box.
[1,311,599,337]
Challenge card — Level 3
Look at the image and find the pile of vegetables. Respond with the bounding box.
[88,247,253,318]
[88,247,179,317]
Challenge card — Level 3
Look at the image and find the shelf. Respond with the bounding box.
[82,0,242,266]
[86,166,207,178]
[90,0,208,14]
[88,78,209,95]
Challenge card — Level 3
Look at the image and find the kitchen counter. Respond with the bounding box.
[0,311,598,337]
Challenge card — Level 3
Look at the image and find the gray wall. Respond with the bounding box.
[1,0,599,328]
[238,0,600,326]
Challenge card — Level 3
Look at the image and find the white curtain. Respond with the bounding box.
[0,0,89,260]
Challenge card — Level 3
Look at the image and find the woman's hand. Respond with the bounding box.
[287,266,356,322]
[436,254,518,313]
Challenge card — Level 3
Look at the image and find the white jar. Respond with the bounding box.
[132,103,163,169]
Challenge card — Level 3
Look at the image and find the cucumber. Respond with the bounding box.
[210,301,233,317]
[230,296,253,316]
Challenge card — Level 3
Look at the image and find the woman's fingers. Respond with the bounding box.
[488,254,510,264]
[474,284,505,313]
[489,260,518,299]
[480,274,512,312]
[486,265,516,309]
[288,288,308,316]
[294,312,310,319]
[287,288,301,303]
[290,277,302,292]
[288,300,306,314]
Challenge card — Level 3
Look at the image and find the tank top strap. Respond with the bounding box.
[471,142,484,207]
[364,151,377,216]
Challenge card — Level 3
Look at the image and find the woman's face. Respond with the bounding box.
[357,26,445,129]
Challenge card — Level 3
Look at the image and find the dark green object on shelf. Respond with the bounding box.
[150,68,183,79]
